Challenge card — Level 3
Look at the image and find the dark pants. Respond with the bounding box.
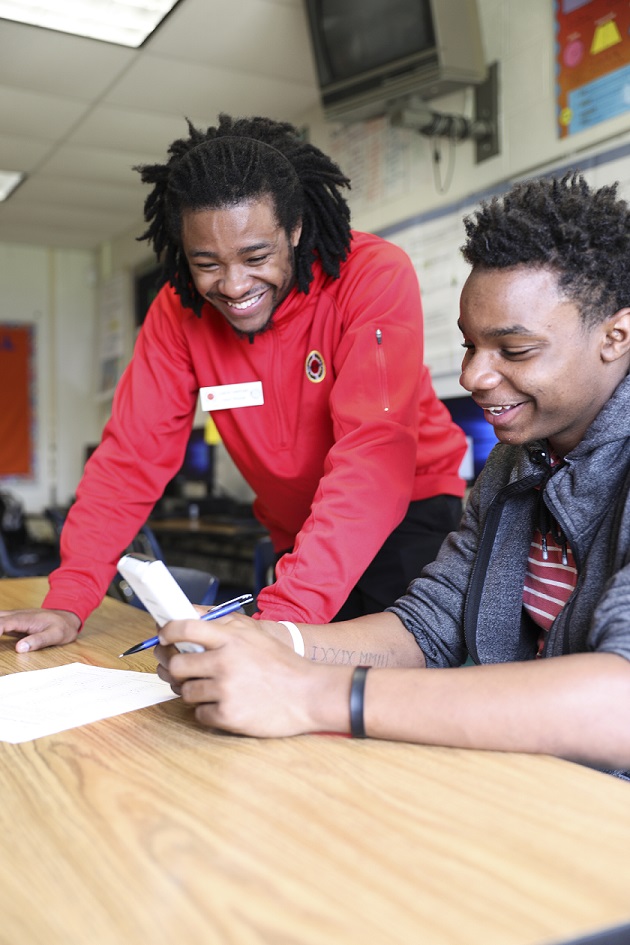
[276,494,463,622]
[331,494,463,621]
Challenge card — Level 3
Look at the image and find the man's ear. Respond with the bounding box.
[601,309,630,363]
[291,219,303,248]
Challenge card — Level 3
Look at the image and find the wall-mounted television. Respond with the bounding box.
[303,0,486,123]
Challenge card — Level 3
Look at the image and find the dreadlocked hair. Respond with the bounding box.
[461,170,630,327]
[135,114,352,315]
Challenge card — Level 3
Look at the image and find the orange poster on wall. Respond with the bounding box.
[556,0,630,137]
[0,325,34,477]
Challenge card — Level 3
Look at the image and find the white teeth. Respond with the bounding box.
[487,405,513,415]
[230,294,261,311]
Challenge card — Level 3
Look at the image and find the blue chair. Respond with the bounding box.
[44,505,68,541]
[112,523,219,610]
[125,523,165,561]
[109,563,219,610]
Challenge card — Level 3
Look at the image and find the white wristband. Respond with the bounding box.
[278,620,305,657]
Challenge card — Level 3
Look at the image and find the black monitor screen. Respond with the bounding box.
[442,395,498,482]
[310,0,434,85]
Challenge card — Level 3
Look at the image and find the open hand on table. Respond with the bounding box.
[0,608,81,652]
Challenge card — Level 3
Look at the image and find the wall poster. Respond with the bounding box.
[0,324,35,478]
[556,0,630,137]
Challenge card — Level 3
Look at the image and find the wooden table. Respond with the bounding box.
[1,578,629,945]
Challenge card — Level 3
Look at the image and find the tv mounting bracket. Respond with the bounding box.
[388,62,499,164]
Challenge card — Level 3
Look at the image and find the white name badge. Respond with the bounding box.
[199,381,264,412]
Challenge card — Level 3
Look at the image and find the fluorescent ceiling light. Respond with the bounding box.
[0,170,25,202]
[0,0,180,48]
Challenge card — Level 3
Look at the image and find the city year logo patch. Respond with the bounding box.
[305,350,326,383]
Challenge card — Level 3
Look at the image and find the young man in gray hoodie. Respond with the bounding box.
[155,171,630,779]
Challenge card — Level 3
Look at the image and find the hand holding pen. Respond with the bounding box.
[119,593,254,657]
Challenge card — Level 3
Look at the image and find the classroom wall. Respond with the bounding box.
[308,0,630,237]
[5,0,630,510]
[298,0,630,398]
[0,243,99,512]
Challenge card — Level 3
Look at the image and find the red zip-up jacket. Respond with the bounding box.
[43,231,466,624]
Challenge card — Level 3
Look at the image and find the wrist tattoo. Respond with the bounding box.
[309,645,389,667]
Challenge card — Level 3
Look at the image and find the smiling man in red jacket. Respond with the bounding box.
[0,114,466,651]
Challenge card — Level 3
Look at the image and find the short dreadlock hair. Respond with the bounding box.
[461,171,630,327]
[135,114,352,315]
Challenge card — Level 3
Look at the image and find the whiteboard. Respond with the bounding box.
[374,135,630,397]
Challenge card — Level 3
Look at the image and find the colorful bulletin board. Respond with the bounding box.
[556,0,630,137]
[0,324,35,478]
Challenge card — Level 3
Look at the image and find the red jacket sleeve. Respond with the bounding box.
[42,292,199,624]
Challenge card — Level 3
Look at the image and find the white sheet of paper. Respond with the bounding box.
[0,662,178,743]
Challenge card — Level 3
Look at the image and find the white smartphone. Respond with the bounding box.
[116,553,204,653]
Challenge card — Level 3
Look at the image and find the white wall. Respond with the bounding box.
[0,243,99,512]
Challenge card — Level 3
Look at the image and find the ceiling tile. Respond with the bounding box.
[14,174,142,212]
[146,0,317,83]
[1,186,136,227]
[102,56,319,121]
[0,133,53,171]
[38,144,160,185]
[65,105,202,154]
[0,85,88,138]
[0,19,134,99]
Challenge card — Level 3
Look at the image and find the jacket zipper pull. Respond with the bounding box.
[374,328,389,412]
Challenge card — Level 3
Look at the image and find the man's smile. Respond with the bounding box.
[483,403,522,416]
[217,290,267,311]
[475,401,524,416]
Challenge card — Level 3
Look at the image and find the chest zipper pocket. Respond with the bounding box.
[375,329,390,412]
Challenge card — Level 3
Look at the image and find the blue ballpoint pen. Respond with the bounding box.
[118,593,254,657]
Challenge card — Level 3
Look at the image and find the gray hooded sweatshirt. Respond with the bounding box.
[389,373,630,778]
